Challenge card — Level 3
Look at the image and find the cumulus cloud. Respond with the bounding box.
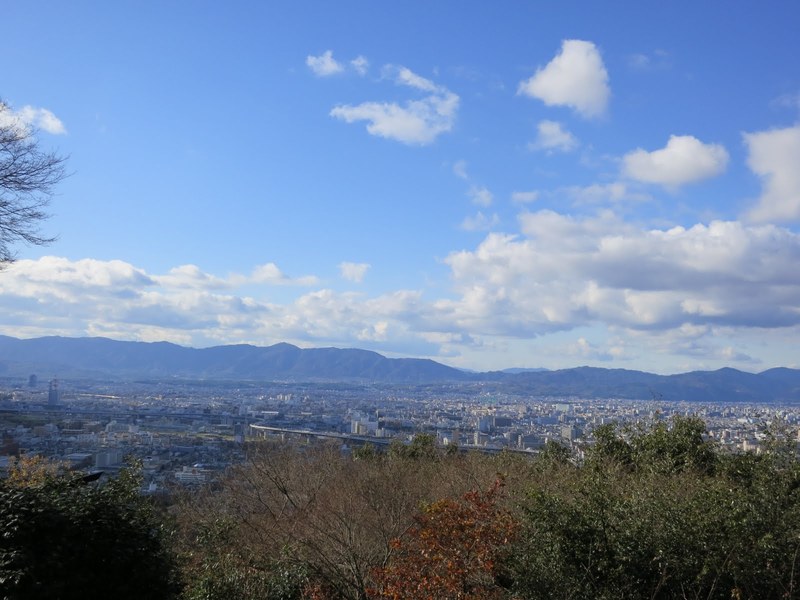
[0,256,444,358]
[306,50,344,76]
[330,66,459,145]
[443,211,800,337]
[2,234,800,370]
[744,124,800,223]
[518,40,610,118]
[622,135,729,187]
[8,256,152,292]
[529,120,578,152]
[0,104,67,135]
[339,261,370,283]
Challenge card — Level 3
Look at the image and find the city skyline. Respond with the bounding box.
[2,2,800,374]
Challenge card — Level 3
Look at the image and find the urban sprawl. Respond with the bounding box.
[2,376,798,490]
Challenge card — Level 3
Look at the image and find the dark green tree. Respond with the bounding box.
[510,416,800,599]
[0,461,181,600]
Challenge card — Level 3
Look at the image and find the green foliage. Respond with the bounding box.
[537,439,573,466]
[388,433,438,461]
[510,417,800,599]
[351,442,378,461]
[0,461,180,600]
[588,415,717,475]
[180,517,310,600]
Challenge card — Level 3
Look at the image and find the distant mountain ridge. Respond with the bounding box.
[0,335,463,383]
[0,335,799,402]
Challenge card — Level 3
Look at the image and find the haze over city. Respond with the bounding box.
[2,2,799,374]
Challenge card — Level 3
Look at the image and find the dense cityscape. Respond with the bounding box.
[2,374,798,492]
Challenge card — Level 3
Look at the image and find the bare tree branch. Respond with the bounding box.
[0,100,68,264]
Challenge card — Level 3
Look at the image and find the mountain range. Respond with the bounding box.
[0,335,798,403]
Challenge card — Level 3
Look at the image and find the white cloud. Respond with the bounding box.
[357,320,388,341]
[622,135,729,187]
[3,235,800,371]
[250,262,319,286]
[518,39,610,118]
[0,104,67,135]
[443,211,800,337]
[153,265,230,289]
[511,191,539,204]
[564,182,650,204]
[306,50,344,76]
[339,261,370,283]
[350,55,369,76]
[391,66,440,92]
[460,211,499,231]
[529,120,578,152]
[330,66,459,145]
[0,257,421,353]
[744,124,800,223]
[572,337,618,361]
[468,185,493,207]
[151,262,318,289]
[453,160,469,180]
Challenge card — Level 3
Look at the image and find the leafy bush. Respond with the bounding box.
[0,461,180,600]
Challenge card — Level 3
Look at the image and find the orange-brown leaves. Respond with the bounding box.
[369,478,516,600]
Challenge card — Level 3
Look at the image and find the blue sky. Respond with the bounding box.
[2,1,800,373]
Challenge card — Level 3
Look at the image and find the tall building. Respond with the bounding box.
[48,379,60,406]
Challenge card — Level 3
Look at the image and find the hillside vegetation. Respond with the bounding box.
[3,417,799,599]
[175,417,800,600]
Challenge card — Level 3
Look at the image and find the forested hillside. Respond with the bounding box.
[3,418,799,599]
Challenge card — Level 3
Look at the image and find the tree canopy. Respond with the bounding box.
[0,460,180,600]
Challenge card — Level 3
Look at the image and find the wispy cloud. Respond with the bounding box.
[564,182,650,205]
[511,190,539,204]
[453,160,469,180]
[528,119,578,152]
[350,55,369,76]
[339,261,370,283]
[329,66,459,145]
[460,211,499,231]
[468,186,494,207]
[627,49,671,71]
